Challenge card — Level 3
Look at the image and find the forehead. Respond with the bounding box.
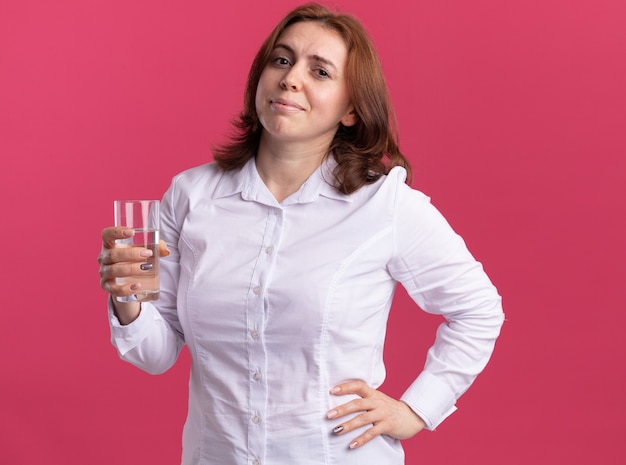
[275,21,348,64]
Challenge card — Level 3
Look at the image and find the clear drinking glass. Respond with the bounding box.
[114,200,160,302]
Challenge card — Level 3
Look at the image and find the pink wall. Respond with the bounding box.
[1,0,624,463]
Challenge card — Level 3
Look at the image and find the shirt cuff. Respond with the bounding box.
[400,371,458,430]
[108,298,161,356]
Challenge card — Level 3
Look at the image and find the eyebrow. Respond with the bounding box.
[273,43,338,71]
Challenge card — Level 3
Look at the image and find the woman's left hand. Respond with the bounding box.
[327,380,426,449]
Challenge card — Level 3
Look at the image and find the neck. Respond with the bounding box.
[256,134,329,202]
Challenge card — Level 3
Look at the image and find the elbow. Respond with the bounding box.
[118,344,181,375]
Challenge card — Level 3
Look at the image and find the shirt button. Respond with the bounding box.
[252,460,260,465]
[250,329,260,340]
[265,246,274,255]
[251,415,261,424]
[253,285,262,295]
[253,371,262,381]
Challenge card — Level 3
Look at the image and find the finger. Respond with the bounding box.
[331,407,380,432]
[101,277,142,297]
[101,226,134,249]
[158,240,170,257]
[327,381,379,421]
[331,410,386,450]
[342,405,424,447]
[327,396,376,421]
[347,424,385,450]
[100,261,155,282]
[100,259,155,296]
[98,243,153,266]
[330,380,373,398]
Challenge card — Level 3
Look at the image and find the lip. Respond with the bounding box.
[270,97,305,112]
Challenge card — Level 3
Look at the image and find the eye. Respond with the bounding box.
[272,56,291,67]
[314,68,330,79]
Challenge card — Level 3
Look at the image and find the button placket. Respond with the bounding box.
[246,207,283,465]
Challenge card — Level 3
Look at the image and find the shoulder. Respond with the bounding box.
[161,162,237,227]
[161,162,226,214]
[167,161,231,199]
[358,166,431,209]
[171,161,223,186]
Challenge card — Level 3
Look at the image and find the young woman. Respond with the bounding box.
[98,4,504,464]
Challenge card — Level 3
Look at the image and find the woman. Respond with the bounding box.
[98,3,504,464]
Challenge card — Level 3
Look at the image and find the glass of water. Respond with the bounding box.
[114,200,160,302]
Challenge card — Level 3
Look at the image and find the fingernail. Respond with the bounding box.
[130,283,140,290]
[330,386,341,394]
[140,263,153,270]
[123,229,134,237]
[140,250,153,257]
[349,441,359,449]
[327,409,338,419]
[332,425,343,434]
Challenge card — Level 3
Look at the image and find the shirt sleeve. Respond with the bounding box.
[387,176,504,430]
[108,176,186,375]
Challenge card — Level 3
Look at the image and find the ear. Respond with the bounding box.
[340,107,357,127]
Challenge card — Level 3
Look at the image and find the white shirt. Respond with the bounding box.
[109,157,504,465]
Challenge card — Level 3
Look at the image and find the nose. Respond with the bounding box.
[280,66,302,91]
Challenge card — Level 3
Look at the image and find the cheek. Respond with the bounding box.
[320,89,351,117]
[254,79,267,118]
[255,68,276,107]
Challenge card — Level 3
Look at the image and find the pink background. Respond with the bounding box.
[1,0,624,463]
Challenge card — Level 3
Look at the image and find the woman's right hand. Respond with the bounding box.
[98,226,151,324]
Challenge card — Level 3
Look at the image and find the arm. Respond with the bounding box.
[98,181,186,374]
[390,187,504,429]
[328,181,503,447]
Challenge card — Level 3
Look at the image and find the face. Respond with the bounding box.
[255,21,356,148]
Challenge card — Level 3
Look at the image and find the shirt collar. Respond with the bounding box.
[213,156,353,205]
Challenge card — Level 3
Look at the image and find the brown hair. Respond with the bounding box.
[213,2,412,194]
